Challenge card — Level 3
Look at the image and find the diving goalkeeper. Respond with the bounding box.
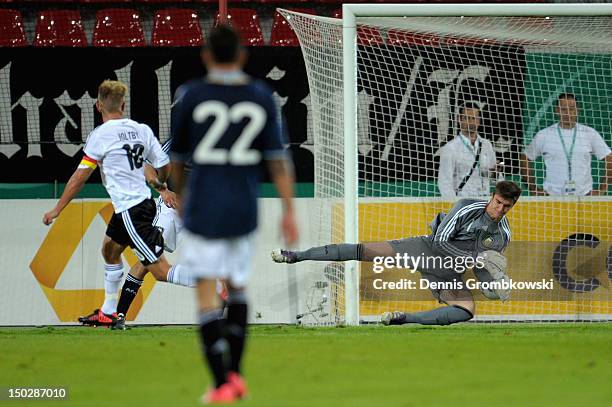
[272,180,521,326]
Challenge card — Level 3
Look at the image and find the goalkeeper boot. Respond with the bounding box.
[227,372,248,399]
[201,383,238,405]
[78,309,117,327]
[381,311,407,326]
[271,249,298,264]
[111,313,128,331]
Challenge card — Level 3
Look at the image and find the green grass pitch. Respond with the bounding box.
[1,324,610,406]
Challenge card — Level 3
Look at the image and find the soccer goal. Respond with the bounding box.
[280,4,612,325]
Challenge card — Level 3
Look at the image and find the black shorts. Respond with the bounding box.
[106,198,164,265]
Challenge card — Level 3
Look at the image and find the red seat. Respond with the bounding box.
[270,8,314,47]
[34,10,87,47]
[214,8,264,47]
[81,0,132,3]
[152,9,203,47]
[387,30,439,47]
[318,0,370,2]
[134,0,196,3]
[331,9,383,46]
[0,9,27,47]
[93,9,145,47]
[257,0,309,3]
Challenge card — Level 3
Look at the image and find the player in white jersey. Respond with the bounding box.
[43,80,195,328]
[151,139,183,253]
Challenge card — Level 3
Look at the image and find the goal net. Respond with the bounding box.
[281,5,612,325]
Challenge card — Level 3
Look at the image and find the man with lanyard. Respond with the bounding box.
[438,102,497,199]
[521,93,611,196]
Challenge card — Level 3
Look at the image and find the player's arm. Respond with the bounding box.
[170,161,186,198]
[591,153,612,196]
[519,153,545,195]
[168,84,191,201]
[261,88,298,246]
[142,124,171,190]
[267,158,298,246]
[437,146,456,199]
[145,163,177,208]
[153,163,171,187]
[484,142,499,179]
[520,135,546,195]
[43,158,95,225]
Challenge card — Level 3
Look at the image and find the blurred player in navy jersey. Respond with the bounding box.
[170,25,298,404]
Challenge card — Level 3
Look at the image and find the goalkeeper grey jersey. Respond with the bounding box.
[427,199,511,258]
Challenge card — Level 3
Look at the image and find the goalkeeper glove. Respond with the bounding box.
[479,250,511,302]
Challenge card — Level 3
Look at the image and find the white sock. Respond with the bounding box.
[167,264,195,287]
[102,263,124,315]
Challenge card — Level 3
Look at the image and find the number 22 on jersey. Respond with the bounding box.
[192,101,265,165]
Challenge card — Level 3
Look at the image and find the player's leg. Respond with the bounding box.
[216,234,258,400]
[143,255,195,286]
[197,278,236,403]
[113,262,147,321]
[382,288,474,326]
[100,236,126,316]
[111,203,185,325]
[271,241,396,263]
[79,236,126,326]
[108,200,166,329]
[180,231,237,402]
[380,237,475,326]
[122,199,194,286]
[224,283,248,399]
[79,212,129,326]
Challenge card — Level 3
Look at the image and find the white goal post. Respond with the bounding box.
[283,4,612,326]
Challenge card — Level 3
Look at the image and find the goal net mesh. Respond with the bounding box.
[281,9,612,324]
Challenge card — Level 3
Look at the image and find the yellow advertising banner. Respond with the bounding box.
[29,202,157,322]
[351,200,612,317]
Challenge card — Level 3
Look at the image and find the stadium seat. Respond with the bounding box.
[81,0,132,3]
[0,9,27,47]
[331,9,383,46]
[134,0,196,3]
[93,9,146,47]
[34,10,87,47]
[257,0,309,3]
[214,8,264,46]
[387,30,439,47]
[152,9,203,47]
[270,8,315,47]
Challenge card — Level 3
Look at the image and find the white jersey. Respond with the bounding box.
[525,123,611,195]
[82,118,169,213]
[438,133,497,199]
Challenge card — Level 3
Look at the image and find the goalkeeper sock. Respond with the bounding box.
[116,274,143,316]
[226,291,248,374]
[296,244,363,262]
[199,308,228,388]
[101,263,124,315]
[403,305,473,326]
[167,264,195,287]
